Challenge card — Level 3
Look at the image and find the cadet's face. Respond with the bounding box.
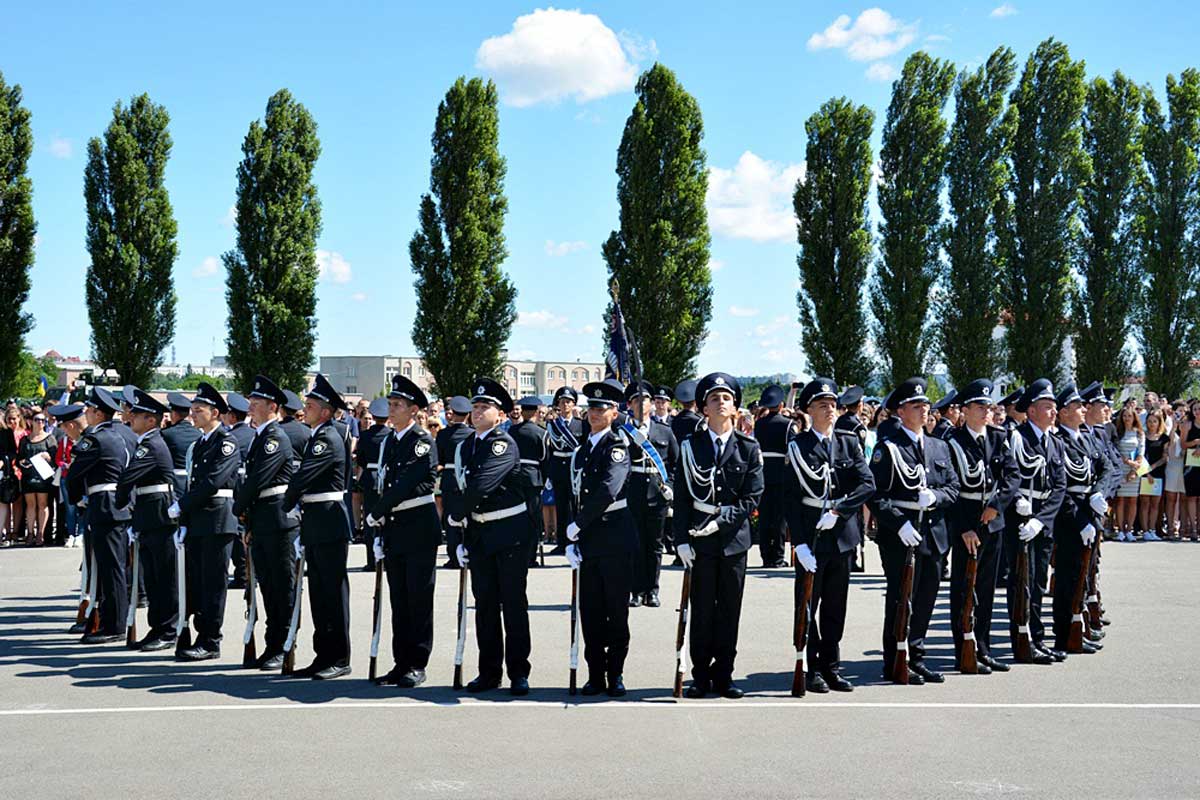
[389,397,416,428]
[964,401,990,429]
[248,397,276,427]
[557,399,575,417]
[128,410,157,435]
[302,398,330,427]
[84,406,104,427]
[946,406,961,424]
[1085,401,1106,424]
[704,390,736,421]
[587,405,616,433]
[1059,401,1084,428]
[62,418,84,441]
[191,402,219,429]
[653,398,670,416]
[898,401,929,432]
[807,397,837,430]
[1028,399,1056,428]
[472,402,502,432]
[630,397,648,418]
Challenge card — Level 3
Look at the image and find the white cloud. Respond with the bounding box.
[990,4,1017,18]
[807,8,918,62]
[47,136,72,159]
[220,205,237,228]
[509,348,538,361]
[316,249,352,284]
[476,8,646,107]
[351,292,367,302]
[193,256,220,278]
[729,305,760,318]
[925,33,951,43]
[707,151,806,243]
[709,259,726,272]
[763,350,787,364]
[517,309,568,329]
[544,239,588,257]
[866,62,898,82]
[578,324,596,336]
[753,315,796,337]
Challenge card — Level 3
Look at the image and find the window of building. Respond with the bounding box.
[520,372,535,388]
[346,366,356,378]
[346,385,357,394]
[403,363,412,377]
[419,365,426,377]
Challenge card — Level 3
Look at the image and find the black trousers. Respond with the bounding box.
[185,534,234,649]
[878,536,942,669]
[93,522,129,635]
[796,549,851,672]
[524,486,543,563]
[949,529,1003,661]
[385,546,438,670]
[469,544,531,681]
[1004,527,1053,647]
[139,526,178,639]
[629,496,667,595]
[1051,527,1086,650]
[758,482,787,566]
[250,529,298,653]
[549,463,575,547]
[689,550,747,688]
[306,539,350,667]
[580,553,633,681]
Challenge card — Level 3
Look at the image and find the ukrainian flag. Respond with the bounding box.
[36,376,47,398]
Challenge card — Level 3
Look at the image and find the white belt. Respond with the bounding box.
[301,491,343,503]
[630,465,656,474]
[552,452,573,458]
[366,462,381,470]
[213,489,234,498]
[1022,489,1051,500]
[391,494,436,513]
[890,500,926,511]
[519,459,541,466]
[237,467,247,476]
[86,483,117,495]
[1066,487,1092,495]
[762,452,786,459]
[134,484,171,497]
[470,504,527,524]
[693,500,720,514]
[258,485,287,499]
[959,491,984,501]
[173,469,188,476]
[801,497,834,509]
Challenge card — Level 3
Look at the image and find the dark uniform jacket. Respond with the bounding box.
[869,427,960,557]
[544,416,583,491]
[783,428,875,555]
[671,409,702,444]
[234,420,299,534]
[754,411,791,486]
[284,420,353,546]
[278,417,310,469]
[446,428,530,557]
[372,426,441,555]
[835,411,868,448]
[161,420,202,495]
[626,417,678,507]
[355,422,391,496]
[931,418,954,440]
[1006,421,1067,532]
[510,420,548,490]
[436,421,474,506]
[178,427,241,536]
[116,428,176,532]
[672,429,765,557]
[945,425,1020,536]
[571,428,637,557]
[1054,426,1118,534]
[67,424,132,527]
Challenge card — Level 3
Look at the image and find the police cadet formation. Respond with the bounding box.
[50,368,1120,698]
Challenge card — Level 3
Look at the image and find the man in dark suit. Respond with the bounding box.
[670,379,702,443]
[278,390,310,468]
[355,398,392,572]
[673,373,765,699]
[544,386,583,555]
[225,392,254,590]
[510,396,549,566]
[436,396,474,568]
[753,384,791,568]
[161,392,201,497]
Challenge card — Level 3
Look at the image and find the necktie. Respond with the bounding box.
[714,436,724,463]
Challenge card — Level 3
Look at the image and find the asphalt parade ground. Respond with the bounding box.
[2,540,1198,799]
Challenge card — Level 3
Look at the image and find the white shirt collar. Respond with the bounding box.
[136,429,153,444]
[901,425,923,446]
[1061,424,1081,440]
[310,420,327,438]
[394,421,416,441]
[588,429,607,448]
[254,419,273,437]
[201,425,220,442]
[966,424,986,440]
[709,427,733,449]
[475,424,499,442]
[812,427,830,443]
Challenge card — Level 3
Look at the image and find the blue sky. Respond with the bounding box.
[8,2,1197,380]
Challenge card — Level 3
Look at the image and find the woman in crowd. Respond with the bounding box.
[1183,403,1200,542]
[1139,408,1169,541]
[17,413,55,546]
[1,407,27,543]
[1165,406,1187,540]
[1113,404,1145,541]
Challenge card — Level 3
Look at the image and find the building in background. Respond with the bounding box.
[318,353,606,399]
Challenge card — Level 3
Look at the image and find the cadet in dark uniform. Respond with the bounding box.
[366,375,441,688]
[670,379,702,443]
[234,375,299,670]
[931,393,958,439]
[783,379,875,693]
[283,374,354,680]
[1050,384,1116,655]
[167,383,242,660]
[623,380,678,607]
[835,386,870,572]
[545,386,583,555]
[945,379,1020,674]
[48,403,92,631]
[753,384,791,568]
[673,373,765,699]
[278,390,310,468]
[869,377,960,684]
[436,396,474,568]
[651,386,673,425]
[225,392,254,590]
[116,389,179,651]
[565,380,637,696]
[445,379,534,696]
[356,398,391,572]
[162,392,202,498]
[511,396,549,566]
[1000,389,1025,434]
[65,388,133,643]
[1004,380,1067,663]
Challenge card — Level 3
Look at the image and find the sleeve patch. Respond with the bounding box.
[135,446,148,459]
[491,440,509,456]
[220,441,236,457]
[77,438,92,451]
[415,441,431,457]
[611,447,626,462]
[313,442,327,455]
[873,448,883,463]
[264,439,279,454]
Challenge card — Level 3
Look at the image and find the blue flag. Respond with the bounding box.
[605,300,633,383]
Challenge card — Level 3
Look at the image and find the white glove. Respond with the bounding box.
[293,538,304,561]
[898,521,922,547]
[676,543,695,568]
[566,544,582,570]
[173,527,186,548]
[793,543,817,572]
[545,479,552,492]
[917,488,937,509]
[1015,497,1033,517]
[1080,523,1097,547]
[566,522,580,542]
[366,513,384,528]
[167,500,181,520]
[661,484,673,503]
[373,538,385,562]
[1088,493,1108,516]
[456,544,469,567]
[1018,518,1043,542]
[127,529,139,545]
[816,510,839,531]
[448,516,465,529]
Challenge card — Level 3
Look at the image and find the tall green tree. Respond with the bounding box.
[84,94,178,388]
[939,48,1016,389]
[0,72,36,400]
[794,98,875,385]
[999,38,1089,385]
[225,89,322,392]
[603,63,711,386]
[1075,72,1143,384]
[871,52,956,386]
[1134,70,1200,400]
[410,77,516,397]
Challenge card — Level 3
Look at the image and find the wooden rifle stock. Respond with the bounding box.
[791,569,815,696]
[1086,536,1103,629]
[1047,541,1056,595]
[673,569,692,698]
[1066,541,1091,652]
[892,545,915,683]
[959,552,978,673]
[1013,542,1033,662]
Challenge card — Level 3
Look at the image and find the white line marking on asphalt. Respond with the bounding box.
[1,701,1198,717]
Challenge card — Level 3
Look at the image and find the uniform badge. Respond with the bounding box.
[414,441,431,457]
[77,438,91,451]
[611,447,626,462]
[491,440,508,456]
[821,383,831,393]
[264,439,279,454]
[715,376,726,386]
[313,442,327,455]
[220,441,236,457]
[872,448,883,463]
[135,446,148,459]
[476,385,486,395]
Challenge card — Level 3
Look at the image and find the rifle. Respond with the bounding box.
[1086,536,1103,629]
[125,539,140,648]
[891,466,924,684]
[959,551,979,673]
[1047,541,1056,595]
[569,567,580,695]
[242,542,258,668]
[1066,540,1091,653]
[452,566,469,690]
[673,568,692,698]
[174,533,191,653]
[369,559,384,682]
[75,549,90,626]
[792,459,830,696]
[281,551,305,675]
[1013,477,1034,663]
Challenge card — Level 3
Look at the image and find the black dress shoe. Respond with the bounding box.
[1087,628,1105,641]
[1029,649,1054,665]
[806,670,830,693]
[910,663,944,683]
[375,667,403,685]
[885,667,925,685]
[628,594,642,608]
[258,653,285,671]
[395,669,427,688]
[980,654,1010,672]
[606,677,626,698]
[822,670,854,692]
[68,621,87,635]
[644,591,660,607]
[313,663,352,680]
[292,661,326,678]
[81,632,123,645]
[178,646,220,661]
[466,675,501,693]
[141,636,176,652]
[684,683,709,698]
[1045,648,1068,662]
[1081,641,1102,653]
[975,662,992,675]
[581,680,606,696]
[510,677,530,696]
[721,684,745,699]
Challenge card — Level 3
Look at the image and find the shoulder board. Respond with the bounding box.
[733,429,756,443]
